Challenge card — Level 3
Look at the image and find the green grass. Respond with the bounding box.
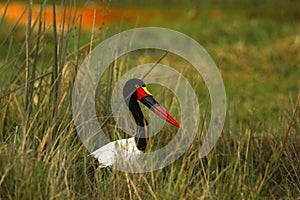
[0,1,299,199]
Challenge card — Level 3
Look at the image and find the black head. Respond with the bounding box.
[123,78,146,106]
[122,78,180,128]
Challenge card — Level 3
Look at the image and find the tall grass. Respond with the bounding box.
[0,1,299,199]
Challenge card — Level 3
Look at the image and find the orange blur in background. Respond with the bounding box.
[0,2,150,30]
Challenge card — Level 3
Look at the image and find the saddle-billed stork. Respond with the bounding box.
[91,78,180,168]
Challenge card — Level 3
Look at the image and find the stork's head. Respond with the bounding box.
[123,78,180,128]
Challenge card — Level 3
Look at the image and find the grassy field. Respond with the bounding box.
[0,1,299,199]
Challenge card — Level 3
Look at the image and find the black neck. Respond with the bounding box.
[128,98,148,151]
[128,98,148,126]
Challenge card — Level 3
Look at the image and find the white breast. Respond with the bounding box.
[91,137,142,168]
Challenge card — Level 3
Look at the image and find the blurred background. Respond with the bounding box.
[0,0,299,120]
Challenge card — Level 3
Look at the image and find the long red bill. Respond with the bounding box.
[137,86,180,128]
[151,105,180,128]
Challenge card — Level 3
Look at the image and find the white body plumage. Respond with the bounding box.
[91,137,142,168]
